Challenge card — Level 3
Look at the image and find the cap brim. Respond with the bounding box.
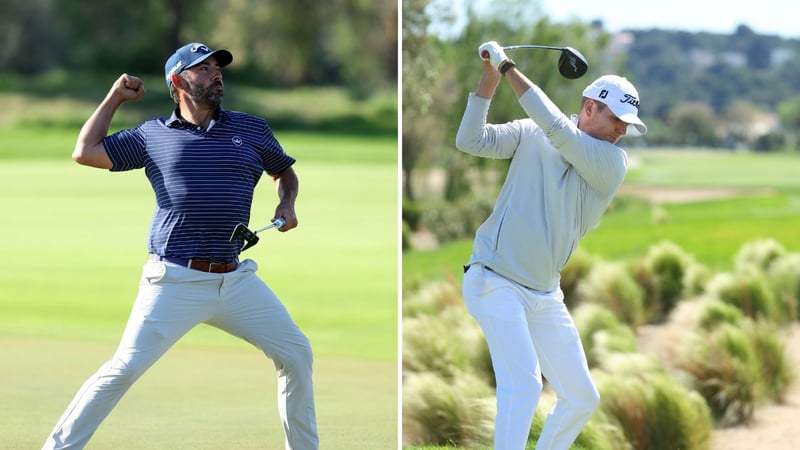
[616,113,647,136]
[186,49,233,70]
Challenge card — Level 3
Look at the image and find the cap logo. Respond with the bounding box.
[620,93,640,109]
[191,44,211,54]
[599,89,609,99]
[167,61,184,77]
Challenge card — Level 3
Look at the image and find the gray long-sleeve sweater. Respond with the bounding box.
[455,86,628,292]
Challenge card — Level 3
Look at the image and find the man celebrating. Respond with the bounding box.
[43,43,319,450]
[456,41,646,450]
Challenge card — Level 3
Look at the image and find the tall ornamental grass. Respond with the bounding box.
[704,270,782,323]
[402,307,488,382]
[403,371,495,448]
[767,252,800,321]
[634,241,696,323]
[594,359,713,450]
[572,303,638,369]
[676,323,759,426]
[577,262,645,328]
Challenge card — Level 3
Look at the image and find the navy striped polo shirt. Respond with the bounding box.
[103,108,295,261]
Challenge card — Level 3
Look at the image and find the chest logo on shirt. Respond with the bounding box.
[232,136,243,146]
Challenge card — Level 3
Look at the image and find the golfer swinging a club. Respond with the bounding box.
[43,43,319,449]
[456,41,647,449]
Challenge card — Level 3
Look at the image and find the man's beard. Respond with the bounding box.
[188,81,224,108]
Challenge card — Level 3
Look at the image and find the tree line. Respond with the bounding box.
[402,0,800,201]
[1,0,397,97]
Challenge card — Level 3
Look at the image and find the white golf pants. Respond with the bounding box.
[43,259,318,450]
[463,265,599,450]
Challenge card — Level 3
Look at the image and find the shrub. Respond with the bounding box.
[767,252,800,321]
[696,297,744,330]
[403,199,423,230]
[402,307,484,380]
[683,261,712,298]
[705,271,781,323]
[572,303,638,368]
[531,391,629,450]
[418,195,495,243]
[403,280,463,318]
[572,409,632,450]
[402,220,412,251]
[634,241,695,323]
[403,371,495,448]
[594,361,713,450]
[734,238,786,273]
[676,323,759,426]
[747,320,795,403]
[561,248,597,309]
[577,262,646,329]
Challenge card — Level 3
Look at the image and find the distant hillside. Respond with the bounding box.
[615,25,800,114]
[606,25,800,148]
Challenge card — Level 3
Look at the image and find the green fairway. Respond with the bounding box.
[2,336,397,449]
[0,131,398,446]
[579,191,800,269]
[624,148,800,189]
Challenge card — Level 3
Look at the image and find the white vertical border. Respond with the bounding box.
[396,1,404,448]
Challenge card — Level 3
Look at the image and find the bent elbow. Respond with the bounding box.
[71,142,112,169]
[454,135,467,152]
[455,129,477,152]
[72,146,85,164]
[72,145,91,165]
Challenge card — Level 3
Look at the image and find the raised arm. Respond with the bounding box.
[455,55,520,159]
[72,74,145,169]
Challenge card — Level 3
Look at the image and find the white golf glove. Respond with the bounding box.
[478,41,509,70]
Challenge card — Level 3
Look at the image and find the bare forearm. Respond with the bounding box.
[271,166,299,230]
[503,67,535,98]
[73,94,123,165]
[276,167,298,204]
[73,74,145,169]
[474,61,502,99]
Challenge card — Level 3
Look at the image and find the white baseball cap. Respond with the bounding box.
[582,75,647,136]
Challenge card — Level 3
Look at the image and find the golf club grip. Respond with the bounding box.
[273,217,287,228]
[252,218,287,234]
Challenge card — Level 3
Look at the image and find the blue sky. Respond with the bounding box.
[541,0,799,38]
[429,0,800,39]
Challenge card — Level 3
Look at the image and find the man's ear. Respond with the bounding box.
[584,99,594,116]
[171,74,182,88]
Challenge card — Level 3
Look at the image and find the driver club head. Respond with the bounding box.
[557,47,588,79]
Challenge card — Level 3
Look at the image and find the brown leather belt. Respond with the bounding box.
[149,254,238,273]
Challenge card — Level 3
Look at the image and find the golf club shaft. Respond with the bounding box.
[503,45,565,52]
[253,217,286,233]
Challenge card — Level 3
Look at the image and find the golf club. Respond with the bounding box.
[503,45,589,79]
[229,217,286,252]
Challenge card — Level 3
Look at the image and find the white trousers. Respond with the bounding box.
[462,265,599,450]
[43,259,318,450]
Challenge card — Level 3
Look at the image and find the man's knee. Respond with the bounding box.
[274,333,314,375]
[574,387,600,418]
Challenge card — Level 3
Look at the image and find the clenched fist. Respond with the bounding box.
[111,73,146,102]
[478,41,509,70]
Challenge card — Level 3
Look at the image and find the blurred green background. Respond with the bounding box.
[0,1,399,448]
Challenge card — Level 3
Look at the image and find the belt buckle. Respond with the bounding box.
[208,261,222,273]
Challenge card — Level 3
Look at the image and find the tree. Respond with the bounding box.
[402,0,449,201]
[7,0,397,94]
[723,100,762,147]
[0,0,64,73]
[668,102,719,147]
